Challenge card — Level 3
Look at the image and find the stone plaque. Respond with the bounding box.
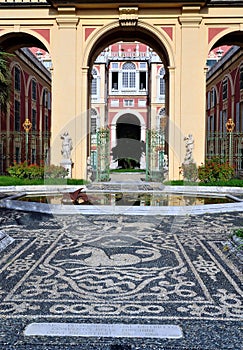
[0,230,14,252]
[24,323,183,339]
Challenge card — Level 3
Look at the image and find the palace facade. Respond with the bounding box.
[206,46,243,174]
[90,42,167,179]
[0,48,51,174]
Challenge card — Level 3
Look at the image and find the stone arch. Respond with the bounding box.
[208,28,243,54]
[111,109,146,130]
[111,112,146,169]
[83,20,175,69]
[0,29,51,54]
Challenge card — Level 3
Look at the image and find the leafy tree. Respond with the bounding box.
[0,51,12,113]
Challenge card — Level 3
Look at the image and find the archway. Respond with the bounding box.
[206,30,243,176]
[0,31,52,173]
[114,114,143,169]
[86,24,172,180]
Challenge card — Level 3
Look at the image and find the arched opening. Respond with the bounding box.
[0,32,52,174]
[114,114,142,169]
[206,30,243,177]
[86,25,171,180]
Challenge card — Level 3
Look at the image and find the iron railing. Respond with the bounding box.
[206,132,243,174]
[0,130,51,174]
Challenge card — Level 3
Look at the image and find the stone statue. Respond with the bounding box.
[87,156,95,182]
[61,132,73,160]
[163,154,169,179]
[181,133,198,182]
[184,134,194,164]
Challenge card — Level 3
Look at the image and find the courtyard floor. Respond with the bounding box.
[0,191,242,349]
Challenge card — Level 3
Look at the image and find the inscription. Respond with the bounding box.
[24,323,183,339]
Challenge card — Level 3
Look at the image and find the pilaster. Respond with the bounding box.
[50,6,79,173]
[178,5,206,172]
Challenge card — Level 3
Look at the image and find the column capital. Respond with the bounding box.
[179,5,202,27]
[56,7,79,28]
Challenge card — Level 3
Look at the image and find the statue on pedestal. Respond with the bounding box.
[181,134,198,182]
[184,134,194,164]
[60,131,73,178]
[61,132,73,160]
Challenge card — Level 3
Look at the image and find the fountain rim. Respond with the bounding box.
[0,183,243,216]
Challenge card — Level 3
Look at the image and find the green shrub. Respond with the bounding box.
[233,228,243,238]
[180,162,198,182]
[7,163,68,180]
[44,165,68,179]
[198,157,234,183]
[7,162,44,179]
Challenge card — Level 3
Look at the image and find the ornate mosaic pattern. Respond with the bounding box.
[0,210,242,321]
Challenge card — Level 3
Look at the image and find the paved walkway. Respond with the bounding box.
[0,202,242,350]
[109,172,146,182]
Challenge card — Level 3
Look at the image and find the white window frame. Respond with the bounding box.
[123,99,134,107]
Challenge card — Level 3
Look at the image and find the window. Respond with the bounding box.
[90,109,98,135]
[111,99,119,107]
[47,91,51,110]
[139,71,146,90]
[31,148,36,164]
[159,68,165,95]
[91,118,97,135]
[112,72,118,90]
[210,88,216,108]
[122,62,136,89]
[207,91,211,110]
[222,78,228,100]
[32,109,37,131]
[91,69,97,96]
[240,102,243,132]
[140,62,146,69]
[32,79,37,100]
[111,62,118,69]
[44,114,49,132]
[123,99,134,107]
[240,65,243,90]
[43,89,48,108]
[15,147,20,164]
[14,100,20,131]
[14,66,21,91]
[220,109,228,133]
[138,99,146,107]
[208,115,215,132]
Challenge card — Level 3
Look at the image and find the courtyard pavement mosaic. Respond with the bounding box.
[0,207,242,349]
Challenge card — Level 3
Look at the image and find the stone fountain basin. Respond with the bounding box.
[0,184,243,216]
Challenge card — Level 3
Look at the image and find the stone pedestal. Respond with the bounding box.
[60,159,72,178]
